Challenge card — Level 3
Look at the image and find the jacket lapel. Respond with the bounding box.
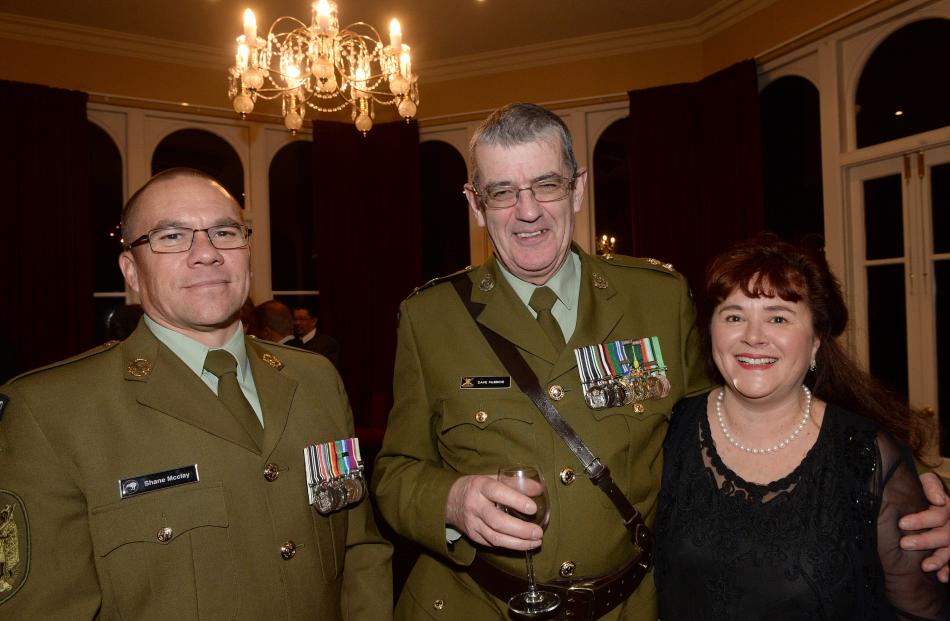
[469,260,560,365]
[246,339,298,455]
[123,323,261,453]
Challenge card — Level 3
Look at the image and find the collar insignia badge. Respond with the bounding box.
[262,353,284,370]
[127,358,153,378]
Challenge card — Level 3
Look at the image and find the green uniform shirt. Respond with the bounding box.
[144,316,264,425]
[497,250,581,341]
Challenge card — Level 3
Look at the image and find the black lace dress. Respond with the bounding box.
[656,392,949,621]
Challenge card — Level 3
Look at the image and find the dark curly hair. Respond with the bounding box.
[700,233,928,459]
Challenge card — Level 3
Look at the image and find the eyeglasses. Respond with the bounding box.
[471,174,577,210]
[123,225,253,253]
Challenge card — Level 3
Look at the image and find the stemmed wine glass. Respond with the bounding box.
[497,464,560,616]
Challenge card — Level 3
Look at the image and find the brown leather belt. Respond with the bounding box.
[467,548,652,621]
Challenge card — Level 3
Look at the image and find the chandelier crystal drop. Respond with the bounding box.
[227,2,420,135]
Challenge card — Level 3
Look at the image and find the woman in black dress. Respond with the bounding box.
[656,236,948,620]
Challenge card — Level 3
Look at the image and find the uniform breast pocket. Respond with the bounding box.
[312,510,345,584]
[590,401,669,513]
[439,394,537,467]
[89,482,232,621]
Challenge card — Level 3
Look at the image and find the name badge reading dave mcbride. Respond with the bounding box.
[119,465,200,499]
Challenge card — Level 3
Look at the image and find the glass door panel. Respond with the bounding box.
[933,163,950,253]
[866,264,909,399]
[928,158,950,451]
[864,175,904,259]
[936,261,950,452]
[862,172,909,399]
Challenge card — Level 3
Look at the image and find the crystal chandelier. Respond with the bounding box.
[228,1,419,134]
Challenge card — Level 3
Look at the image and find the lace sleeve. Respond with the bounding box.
[875,431,950,620]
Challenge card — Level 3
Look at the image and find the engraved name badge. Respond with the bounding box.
[119,465,200,499]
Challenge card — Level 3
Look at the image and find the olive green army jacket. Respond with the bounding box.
[0,322,392,620]
[373,248,714,620]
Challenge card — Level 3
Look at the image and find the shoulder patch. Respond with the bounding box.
[0,490,30,604]
[406,265,475,299]
[597,253,679,277]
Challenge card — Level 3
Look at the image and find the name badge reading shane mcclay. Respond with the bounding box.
[459,376,511,389]
[119,465,200,499]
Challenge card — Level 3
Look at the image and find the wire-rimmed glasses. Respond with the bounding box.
[470,174,577,210]
[123,224,252,253]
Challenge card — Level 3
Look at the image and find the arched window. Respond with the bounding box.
[269,141,317,311]
[419,140,469,281]
[855,18,950,148]
[151,129,245,206]
[89,121,125,343]
[760,76,823,242]
[592,117,632,256]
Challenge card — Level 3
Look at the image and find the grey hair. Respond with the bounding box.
[468,103,578,189]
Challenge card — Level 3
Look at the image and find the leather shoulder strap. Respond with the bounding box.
[451,275,653,550]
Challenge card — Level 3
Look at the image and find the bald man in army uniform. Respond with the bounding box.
[372,104,950,620]
[0,168,392,620]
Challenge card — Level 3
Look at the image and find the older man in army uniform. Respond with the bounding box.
[373,104,950,620]
[0,168,392,620]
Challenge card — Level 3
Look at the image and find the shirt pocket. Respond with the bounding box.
[89,482,233,621]
[439,394,537,468]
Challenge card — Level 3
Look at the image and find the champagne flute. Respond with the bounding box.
[497,464,560,616]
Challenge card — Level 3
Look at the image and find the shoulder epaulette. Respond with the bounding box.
[597,254,679,276]
[6,340,122,384]
[406,265,476,299]
[249,335,315,356]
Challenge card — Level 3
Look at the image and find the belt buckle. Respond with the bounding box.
[562,583,595,621]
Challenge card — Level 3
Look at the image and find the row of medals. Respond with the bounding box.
[584,372,671,410]
[313,474,366,515]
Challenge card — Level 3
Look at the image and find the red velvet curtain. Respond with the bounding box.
[312,120,421,430]
[0,80,93,376]
[628,60,764,312]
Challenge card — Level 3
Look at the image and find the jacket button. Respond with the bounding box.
[432,599,445,610]
[156,527,173,543]
[559,560,576,577]
[474,410,488,423]
[280,541,297,560]
[559,468,576,485]
[548,385,565,401]
[264,463,280,482]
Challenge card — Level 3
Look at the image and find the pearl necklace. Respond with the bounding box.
[715,385,812,455]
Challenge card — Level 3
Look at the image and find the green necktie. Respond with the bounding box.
[203,349,263,450]
[529,286,566,351]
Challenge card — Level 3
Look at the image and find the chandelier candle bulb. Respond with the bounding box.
[389,19,402,51]
[236,44,249,70]
[316,0,331,32]
[243,9,257,45]
[399,48,411,78]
